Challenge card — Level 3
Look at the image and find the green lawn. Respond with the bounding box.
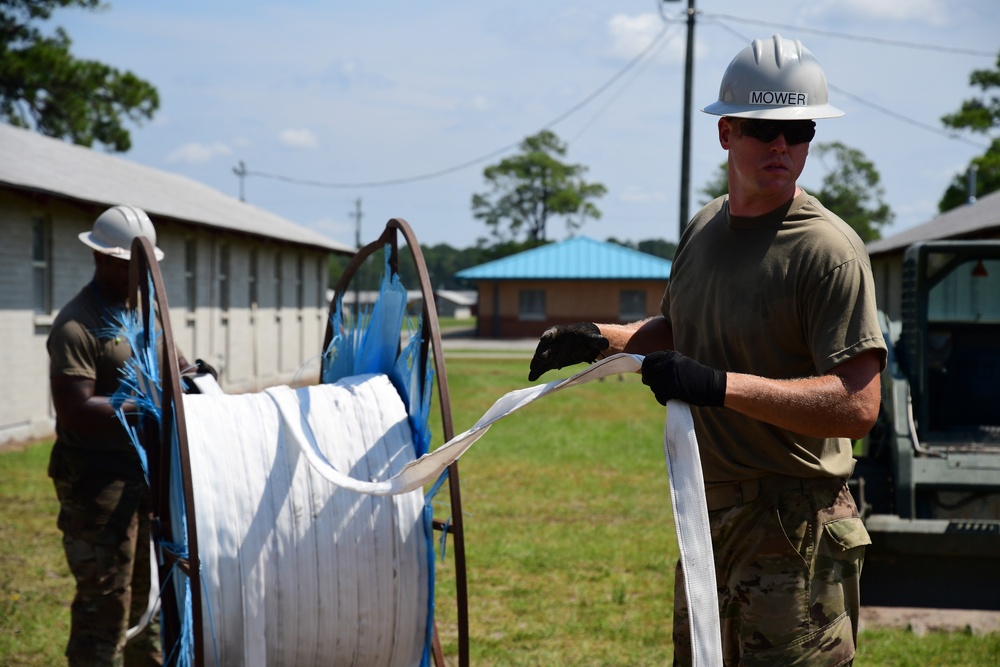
[2,354,997,666]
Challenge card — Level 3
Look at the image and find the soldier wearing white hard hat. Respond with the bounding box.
[529,34,886,666]
[48,204,165,665]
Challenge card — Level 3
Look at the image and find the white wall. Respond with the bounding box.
[0,189,334,445]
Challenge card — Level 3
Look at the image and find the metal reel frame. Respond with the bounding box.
[128,236,204,665]
[322,217,469,667]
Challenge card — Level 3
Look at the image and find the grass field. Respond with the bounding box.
[2,354,998,666]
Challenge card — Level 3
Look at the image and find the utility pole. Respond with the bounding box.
[349,198,363,316]
[678,0,696,240]
[233,160,247,202]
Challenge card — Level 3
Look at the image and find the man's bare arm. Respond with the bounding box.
[723,349,882,440]
[598,316,674,356]
[50,376,136,433]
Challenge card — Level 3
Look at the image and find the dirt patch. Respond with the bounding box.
[0,437,51,454]
[861,606,1000,636]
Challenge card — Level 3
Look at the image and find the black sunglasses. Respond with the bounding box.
[737,119,816,145]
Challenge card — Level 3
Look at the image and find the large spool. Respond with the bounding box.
[184,376,430,666]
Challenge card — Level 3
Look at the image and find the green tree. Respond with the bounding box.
[606,236,677,261]
[810,141,893,243]
[938,53,1000,212]
[698,161,729,205]
[0,0,159,151]
[637,238,677,260]
[471,130,607,243]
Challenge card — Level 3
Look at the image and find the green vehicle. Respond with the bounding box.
[852,240,1000,609]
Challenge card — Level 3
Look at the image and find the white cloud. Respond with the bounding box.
[167,142,231,163]
[608,12,691,66]
[279,128,319,149]
[470,95,491,112]
[810,0,950,26]
[620,185,667,204]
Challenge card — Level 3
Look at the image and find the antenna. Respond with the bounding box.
[233,160,248,202]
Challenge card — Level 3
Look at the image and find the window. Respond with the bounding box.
[619,289,647,322]
[316,256,326,309]
[518,289,546,321]
[185,239,197,312]
[295,255,304,310]
[248,248,259,308]
[218,244,230,312]
[274,252,283,311]
[32,216,52,314]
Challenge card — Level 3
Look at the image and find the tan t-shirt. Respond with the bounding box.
[48,283,141,479]
[661,192,887,483]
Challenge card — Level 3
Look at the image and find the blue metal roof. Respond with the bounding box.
[455,236,672,280]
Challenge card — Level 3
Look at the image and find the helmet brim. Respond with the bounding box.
[702,101,845,120]
[79,231,165,261]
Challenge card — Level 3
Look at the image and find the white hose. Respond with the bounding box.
[665,400,722,667]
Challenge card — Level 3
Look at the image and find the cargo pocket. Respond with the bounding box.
[743,610,855,667]
[823,517,871,552]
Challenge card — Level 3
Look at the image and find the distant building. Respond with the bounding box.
[455,236,671,339]
[0,122,353,444]
[432,290,477,319]
[867,190,1000,321]
[326,289,477,323]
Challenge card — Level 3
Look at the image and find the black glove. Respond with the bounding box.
[640,350,727,407]
[528,322,609,381]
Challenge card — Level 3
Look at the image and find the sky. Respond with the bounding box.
[50,0,998,250]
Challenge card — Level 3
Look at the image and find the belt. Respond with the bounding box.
[704,475,844,512]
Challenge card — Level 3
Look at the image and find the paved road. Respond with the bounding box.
[439,329,537,353]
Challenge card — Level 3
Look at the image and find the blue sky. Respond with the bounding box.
[53,0,998,249]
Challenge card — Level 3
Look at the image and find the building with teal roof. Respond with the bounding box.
[456,236,672,339]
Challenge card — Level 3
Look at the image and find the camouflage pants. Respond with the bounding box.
[53,476,163,667]
[672,478,869,667]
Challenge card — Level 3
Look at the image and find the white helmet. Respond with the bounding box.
[79,204,164,261]
[703,34,844,120]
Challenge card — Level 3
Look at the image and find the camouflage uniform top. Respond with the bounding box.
[660,191,887,483]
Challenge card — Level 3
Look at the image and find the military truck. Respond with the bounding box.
[850,240,1000,610]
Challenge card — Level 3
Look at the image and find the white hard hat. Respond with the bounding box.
[703,34,844,120]
[79,205,164,261]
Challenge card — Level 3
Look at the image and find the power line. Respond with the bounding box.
[829,84,990,149]
[704,12,996,57]
[242,20,676,190]
[569,21,683,144]
[242,10,994,193]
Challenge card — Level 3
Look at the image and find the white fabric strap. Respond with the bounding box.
[125,537,160,641]
[665,400,722,667]
[271,353,646,495]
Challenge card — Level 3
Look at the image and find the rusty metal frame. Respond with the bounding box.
[128,236,204,666]
[322,218,469,667]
